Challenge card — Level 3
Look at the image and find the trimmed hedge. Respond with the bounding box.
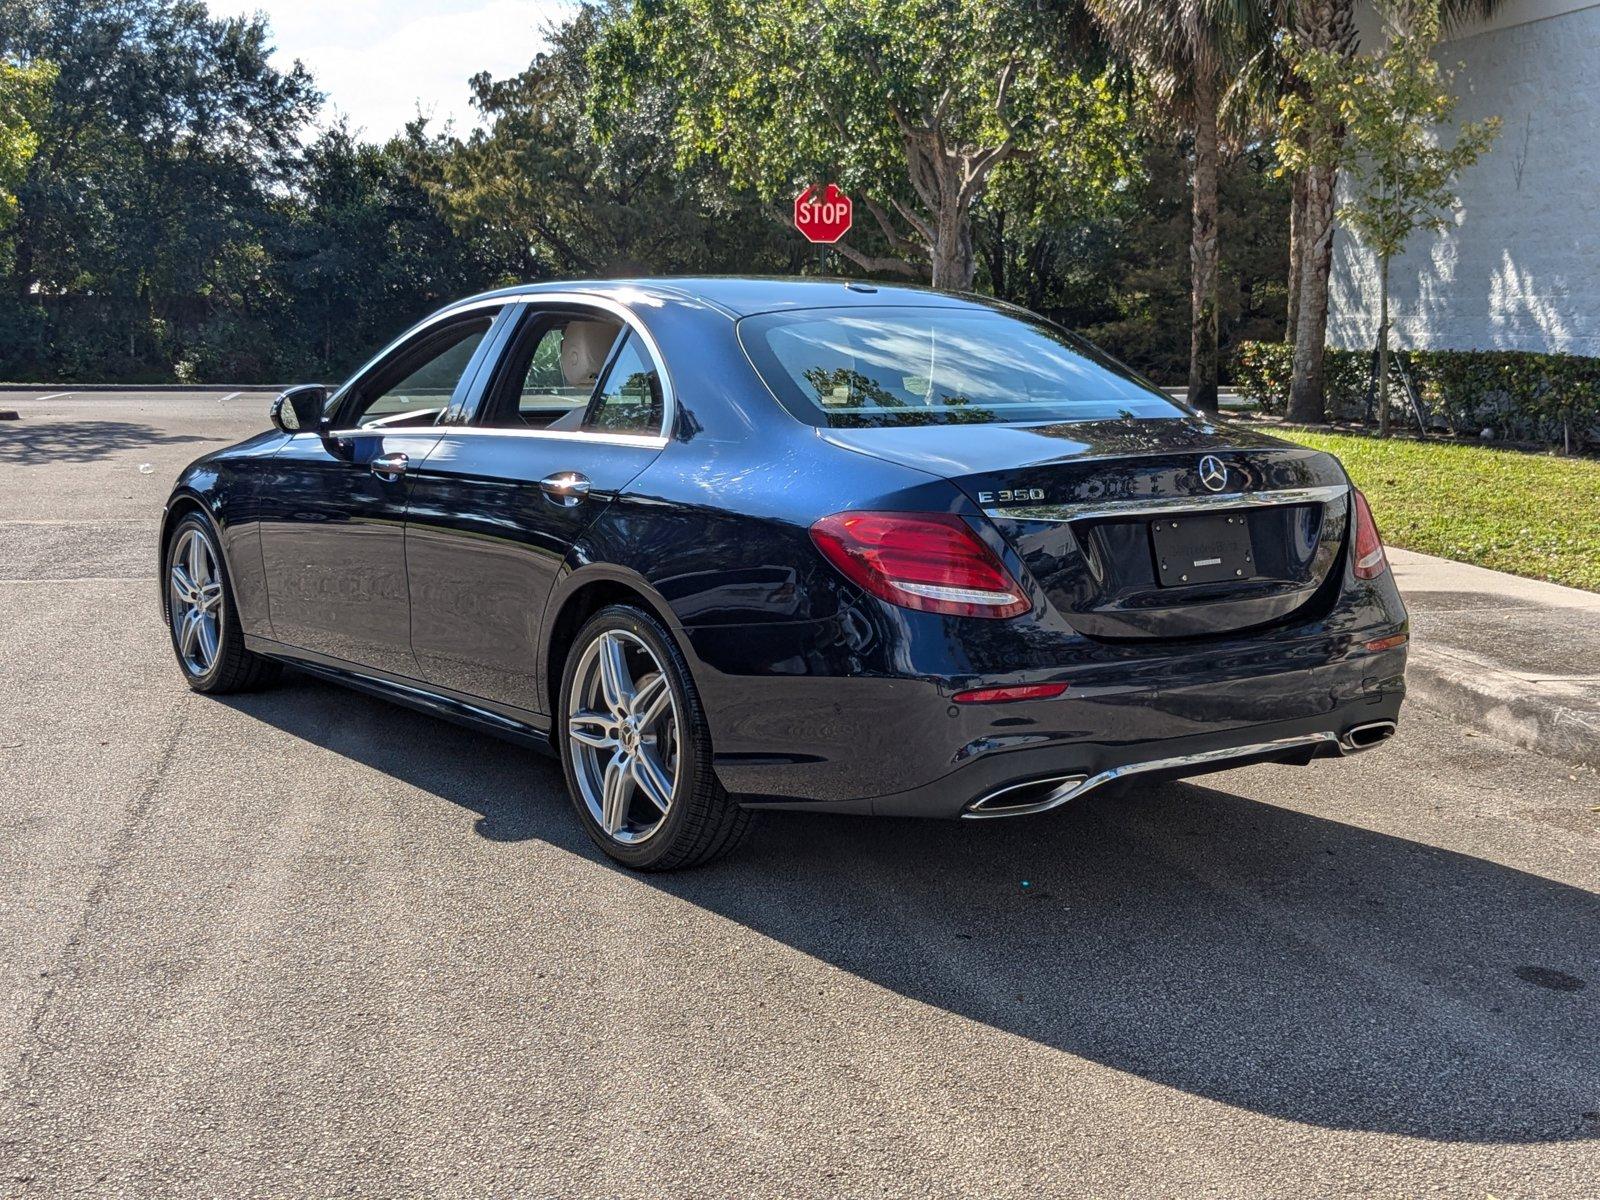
[1232,341,1600,447]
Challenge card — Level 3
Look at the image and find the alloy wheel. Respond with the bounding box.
[169,527,225,676]
[566,629,682,844]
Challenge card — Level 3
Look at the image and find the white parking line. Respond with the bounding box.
[34,391,75,401]
[218,391,242,402]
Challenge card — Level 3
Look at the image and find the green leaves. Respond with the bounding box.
[1087,0,1272,124]
[1234,339,1600,447]
[1279,0,1499,263]
[594,0,1130,282]
[0,57,54,231]
[446,5,799,280]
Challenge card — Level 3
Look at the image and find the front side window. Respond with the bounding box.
[738,306,1185,429]
[583,332,662,435]
[342,313,496,429]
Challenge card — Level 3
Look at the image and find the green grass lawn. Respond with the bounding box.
[1267,429,1600,592]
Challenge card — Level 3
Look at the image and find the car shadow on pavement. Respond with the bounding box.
[0,419,211,464]
[229,674,1600,1147]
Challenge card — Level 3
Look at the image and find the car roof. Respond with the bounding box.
[449,276,997,320]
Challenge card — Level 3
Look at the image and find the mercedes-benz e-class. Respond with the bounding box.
[159,278,1406,869]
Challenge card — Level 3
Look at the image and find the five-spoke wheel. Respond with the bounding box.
[168,527,225,676]
[559,605,752,869]
[567,629,681,844]
[162,513,279,693]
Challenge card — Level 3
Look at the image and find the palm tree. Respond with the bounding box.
[1088,0,1274,413]
[1283,0,1360,423]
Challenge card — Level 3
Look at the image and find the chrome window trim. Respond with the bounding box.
[984,483,1349,524]
[325,292,677,441]
[308,426,669,450]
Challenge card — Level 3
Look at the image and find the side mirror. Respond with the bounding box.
[270,384,328,434]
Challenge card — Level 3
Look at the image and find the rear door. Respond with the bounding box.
[404,302,670,714]
[258,306,503,676]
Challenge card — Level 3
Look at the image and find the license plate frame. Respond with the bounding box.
[1150,513,1257,587]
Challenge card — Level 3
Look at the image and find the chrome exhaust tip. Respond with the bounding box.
[962,730,1360,820]
[1339,719,1397,753]
[966,774,1089,819]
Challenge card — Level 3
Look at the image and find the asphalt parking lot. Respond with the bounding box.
[2,390,1597,1197]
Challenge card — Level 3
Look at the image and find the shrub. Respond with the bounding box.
[1233,342,1371,418]
[1232,342,1600,447]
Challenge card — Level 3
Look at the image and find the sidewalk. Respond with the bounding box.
[1390,547,1600,770]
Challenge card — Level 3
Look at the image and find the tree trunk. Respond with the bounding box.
[1286,0,1358,422]
[1287,159,1337,423]
[984,208,1007,299]
[1377,254,1391,438]
[1188,74,1221,413]
[930,195,975,291]
[1287,170,1307,342]
[11,211,35,307]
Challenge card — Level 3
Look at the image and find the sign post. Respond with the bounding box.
[793,183,853,274]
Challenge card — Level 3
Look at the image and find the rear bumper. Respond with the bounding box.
[870,696,1402,819]
[687,618,1407,818]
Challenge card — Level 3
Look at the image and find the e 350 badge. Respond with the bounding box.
[976,487,1046,504]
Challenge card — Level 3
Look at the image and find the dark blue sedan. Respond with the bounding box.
[159,278,1407,869]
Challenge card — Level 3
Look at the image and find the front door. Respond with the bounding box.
[258,307,503,677]
[405,305,668,714]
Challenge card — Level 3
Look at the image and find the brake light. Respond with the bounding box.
[953,682,1069,704]
[1351,488,1388,580]
[809,511,1030,618]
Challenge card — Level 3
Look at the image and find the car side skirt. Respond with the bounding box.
[243,635,556,754]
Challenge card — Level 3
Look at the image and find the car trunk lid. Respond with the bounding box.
[822,418,1352,640]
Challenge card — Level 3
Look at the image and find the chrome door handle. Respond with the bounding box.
[539,471,592,507]
[371,452,409,482]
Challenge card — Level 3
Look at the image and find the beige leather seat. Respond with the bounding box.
[547,320,619,430]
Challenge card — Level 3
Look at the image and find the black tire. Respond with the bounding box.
[162,513,281,694]
[558,604,753,870]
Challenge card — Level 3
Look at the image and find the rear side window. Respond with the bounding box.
[583,332,663,435]
[476,312,624,429]
[739,306,1184,428]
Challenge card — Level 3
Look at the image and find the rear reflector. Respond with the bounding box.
[1351,488,1389,580]
[953,682,1070,704]
[809,511,1030,618]
[1362,632,1408,653]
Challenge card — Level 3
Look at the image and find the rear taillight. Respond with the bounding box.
[809,511,1030,618]
[1351,488,1388,580]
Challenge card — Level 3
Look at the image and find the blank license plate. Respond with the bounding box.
[1150,514,1256,586]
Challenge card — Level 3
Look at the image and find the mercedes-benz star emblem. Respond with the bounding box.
[1198,455,1228,492]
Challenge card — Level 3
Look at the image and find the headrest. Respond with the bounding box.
[560,321,620,389]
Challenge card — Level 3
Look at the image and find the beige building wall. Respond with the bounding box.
[1328,0,1600,357]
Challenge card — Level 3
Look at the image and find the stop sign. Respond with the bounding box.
[793,183,853,244]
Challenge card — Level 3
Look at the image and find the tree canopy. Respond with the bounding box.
[0,57,54,232]
[593,0,1135,286]
[443,5,801,279]
[0,0,1296,386]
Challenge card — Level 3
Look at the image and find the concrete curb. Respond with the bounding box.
[1385,548,1600,771]
[0,383,281,393]
[1405,645,1600,771]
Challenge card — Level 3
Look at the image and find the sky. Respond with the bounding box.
[212,0,576,139]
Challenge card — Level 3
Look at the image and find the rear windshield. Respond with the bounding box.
[739,305,1185,428]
